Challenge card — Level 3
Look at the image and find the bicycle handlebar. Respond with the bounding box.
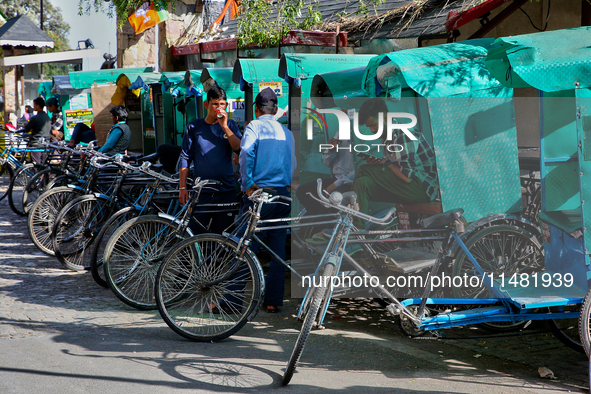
[314,178,395,225]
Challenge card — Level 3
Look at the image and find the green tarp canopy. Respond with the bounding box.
[160,70,202,92]
[52,75,90,95]
[485,26,591,92]
[362,39,505,98]
[233,59,281,87]
[69,67,153,89]
[310,67,367,109]
[279,53,376,82]
[127,73,162,90]
[200,68,242,98]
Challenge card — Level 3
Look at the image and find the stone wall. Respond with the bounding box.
[117,1,203,72]
[3,67,16,123]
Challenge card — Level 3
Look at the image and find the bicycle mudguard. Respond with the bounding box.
[156,212,195,237]
[66,184,85,192]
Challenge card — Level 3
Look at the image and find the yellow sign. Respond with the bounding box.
[258,82,283,97]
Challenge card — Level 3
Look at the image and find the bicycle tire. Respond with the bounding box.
[89,207,140,288]
[0,164,15,201]
[52,195,111,271]
[22,167,61,214]
[155,234,264,342]
[550,306,584,353]
[578,288,591,357]
[26,186,82,256]
[103,215,192,310]
[452,224,543,298]
[282,262,336,386]
[8,163,39,215]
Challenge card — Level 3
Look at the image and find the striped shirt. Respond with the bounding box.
[384,130,439,201]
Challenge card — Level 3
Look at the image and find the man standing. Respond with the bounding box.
[46,97,64,141]
[239,87,296,313]
[98,106,131,156]
[22,97,51,163]
[178,86,242,234]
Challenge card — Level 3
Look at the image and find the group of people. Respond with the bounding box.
[177,86,295,313]
[22,96,132,159]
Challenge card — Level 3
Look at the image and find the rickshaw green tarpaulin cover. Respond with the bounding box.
[362,41,521,223]
[486,27,591,258]
[69,67,153,89]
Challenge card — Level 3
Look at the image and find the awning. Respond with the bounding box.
[232,59,283,91]
[52,75,91,96]
[310,67,367,109]
[200,68,243,98]
[1,48,100,67]
[69,67,153,89]
[485,27,591,92]
[362,39,504,98]
[279,54,376,82]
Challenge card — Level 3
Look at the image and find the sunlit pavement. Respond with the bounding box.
[0,177,587,393]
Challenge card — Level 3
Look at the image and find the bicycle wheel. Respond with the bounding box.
[282,262,336,386]
[103,215,192,310]
[155,234,264,342]
[52,195,111,271]
[578,289,591,357]
[8,163,39,215]
[452,224,543,298]
[0,163,14,201]
[27,186,82,256]
[22,168,61,214]
[89,207,140,288]
[550,305,584,353]
[452,225,543,331]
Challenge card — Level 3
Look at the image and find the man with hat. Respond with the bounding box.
[239,87,296,313]
[46,97,64,141]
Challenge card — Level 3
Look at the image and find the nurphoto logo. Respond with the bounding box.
[305,108,418,153]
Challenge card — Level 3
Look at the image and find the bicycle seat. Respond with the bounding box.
[341,191,357,206]
[419,208,464,229]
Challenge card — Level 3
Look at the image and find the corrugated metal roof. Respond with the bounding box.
[0,15,53,47]
[220,0,474,40]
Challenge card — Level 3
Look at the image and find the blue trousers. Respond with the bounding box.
[239,187,291,307]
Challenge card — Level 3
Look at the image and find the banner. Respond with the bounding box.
[128,2,169,35]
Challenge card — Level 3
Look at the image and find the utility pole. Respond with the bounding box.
[40,0,44,80]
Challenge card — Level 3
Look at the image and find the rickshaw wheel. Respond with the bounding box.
[578,289,591,357]
[549,305,584,353]
[399,305,430,337]
[452,224,543,299]
[452,224,543,332]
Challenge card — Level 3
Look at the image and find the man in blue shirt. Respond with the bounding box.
[98,106,131,155]
[179,86,242,234]
[239,88,296,313]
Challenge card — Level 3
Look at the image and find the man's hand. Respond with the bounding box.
[245,183,258,196]
[326,183,337,193]
[179,188,189,205]
[327,138,338,148]
[217,107,228,128]
[233,152,239,165]
[366,157,385,166]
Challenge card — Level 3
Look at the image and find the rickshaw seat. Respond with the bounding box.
[419,208,464,229]
[394,202,443,215]
[538,209,582,234]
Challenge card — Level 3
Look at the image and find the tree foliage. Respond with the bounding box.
[0,1,73,78]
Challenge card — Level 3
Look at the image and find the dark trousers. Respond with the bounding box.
[239,187,291,307]
[157,144,182,175]
[190,191,238,235]
[296,177,352,216]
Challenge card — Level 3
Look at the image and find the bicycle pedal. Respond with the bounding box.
[378,253,404,273]
[386,303,400,315]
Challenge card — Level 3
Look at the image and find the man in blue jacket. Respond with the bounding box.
[99,106,131,155]
[178,86,242,234]
[239,87,296,313]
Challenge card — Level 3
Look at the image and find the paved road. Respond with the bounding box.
[0,177,588,393]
